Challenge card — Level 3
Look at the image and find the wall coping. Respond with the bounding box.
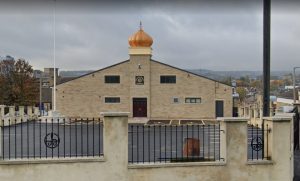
[246,160,274,165]
[217,117,249,122]
[263,116,292,122]
[0,157,105,165]
[128,161,226,169]
[100,112,130,117]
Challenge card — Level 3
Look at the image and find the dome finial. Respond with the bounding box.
[139,21,143,30]
[128,22,153,47]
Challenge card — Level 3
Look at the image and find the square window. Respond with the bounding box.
[105,75,120,83]
[160,75,176,84]
[185,97,201,104]
[105,97,120,103]
[173,97,179,103]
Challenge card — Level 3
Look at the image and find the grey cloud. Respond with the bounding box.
[0,3,299,72]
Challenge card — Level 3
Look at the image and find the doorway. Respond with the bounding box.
[215,100,224,117]
[133,98,147,117]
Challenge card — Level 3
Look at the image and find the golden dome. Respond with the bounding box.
[128,22,153,47]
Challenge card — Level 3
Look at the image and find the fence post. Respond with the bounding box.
[27,106,33,120]
[263,116,293,181]
[0,105,4,120]
[19,106,25,120]
[101,112,129,181]
[33,107,39,118]
[218,117,248,176]
[219,120,227,161]
[9,106,15,118]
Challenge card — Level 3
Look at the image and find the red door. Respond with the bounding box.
[133,98,147,117]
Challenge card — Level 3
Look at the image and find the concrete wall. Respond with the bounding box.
[0,113,293,181]
[0,105,38,126]
[56,58,232,119]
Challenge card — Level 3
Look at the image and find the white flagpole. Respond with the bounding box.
[53,0,56,111]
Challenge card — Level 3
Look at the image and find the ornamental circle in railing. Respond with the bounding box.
[44,133,60,149]
[250,137,263,151]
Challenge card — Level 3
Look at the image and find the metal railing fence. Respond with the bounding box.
[247,124,271,160]
[128,123,222,164]
[1,118,103,160]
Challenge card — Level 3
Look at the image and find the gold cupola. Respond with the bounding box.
[128,22,153,56]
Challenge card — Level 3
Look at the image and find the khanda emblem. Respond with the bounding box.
[44,133,60,149]
[250,137,263,151]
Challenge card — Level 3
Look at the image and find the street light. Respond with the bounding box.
[293,67,300,104]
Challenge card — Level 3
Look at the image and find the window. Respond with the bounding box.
[105,75,120,83]
[173,97,179,103]
[105,97,120,103]
[135,76,144,85]
[160,75,176,84]
[185,97,201,104]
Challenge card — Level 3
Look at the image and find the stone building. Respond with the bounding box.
[56,26,233,119]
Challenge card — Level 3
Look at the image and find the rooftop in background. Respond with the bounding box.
[59,70,94,78]
[56,69,298,83]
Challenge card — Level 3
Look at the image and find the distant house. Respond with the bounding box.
[285,85,299,90]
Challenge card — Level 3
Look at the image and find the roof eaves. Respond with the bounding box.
[150,59,232,87]
[56,59,129,86]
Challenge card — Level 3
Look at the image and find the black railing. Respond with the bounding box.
[1,118,103,160]
[247,124,270,160]
[128,123,222,164]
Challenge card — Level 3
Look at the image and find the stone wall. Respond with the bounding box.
[0,113,294,181]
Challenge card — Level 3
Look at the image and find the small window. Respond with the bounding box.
[105,75,120,83]
[105,97,120,103]
[160,76,176,84]
[185,98,201,104]
[173,97,179,103]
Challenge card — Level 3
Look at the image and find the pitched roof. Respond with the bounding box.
[57,59,231,87]
[57,60,129,86]
[151,59,231,87]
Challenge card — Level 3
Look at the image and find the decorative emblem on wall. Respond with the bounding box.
[250,137,263,151]
[44,133,60,149]
[135,76,144,85]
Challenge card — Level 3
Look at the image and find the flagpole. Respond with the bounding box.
[53,0,56,111]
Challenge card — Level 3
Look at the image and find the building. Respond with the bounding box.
[0,55,14,75]
[56,26,233,119]
[33,68,59,114]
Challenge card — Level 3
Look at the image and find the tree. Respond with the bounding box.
[236,87,247,102]
[221,76,232,85]
[0,59,39,106]
[250,80,262,91]
[236,76,251,87]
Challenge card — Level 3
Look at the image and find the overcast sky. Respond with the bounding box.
[0,0,299,71]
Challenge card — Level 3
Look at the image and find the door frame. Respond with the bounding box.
[132,97,148,117]
[215,99,224,118]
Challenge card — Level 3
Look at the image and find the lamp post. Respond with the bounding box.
[293,67,300,104]
[262,0,271,117]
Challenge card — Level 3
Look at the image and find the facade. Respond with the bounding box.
[33,68,59,114]
[56,26,232,119]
